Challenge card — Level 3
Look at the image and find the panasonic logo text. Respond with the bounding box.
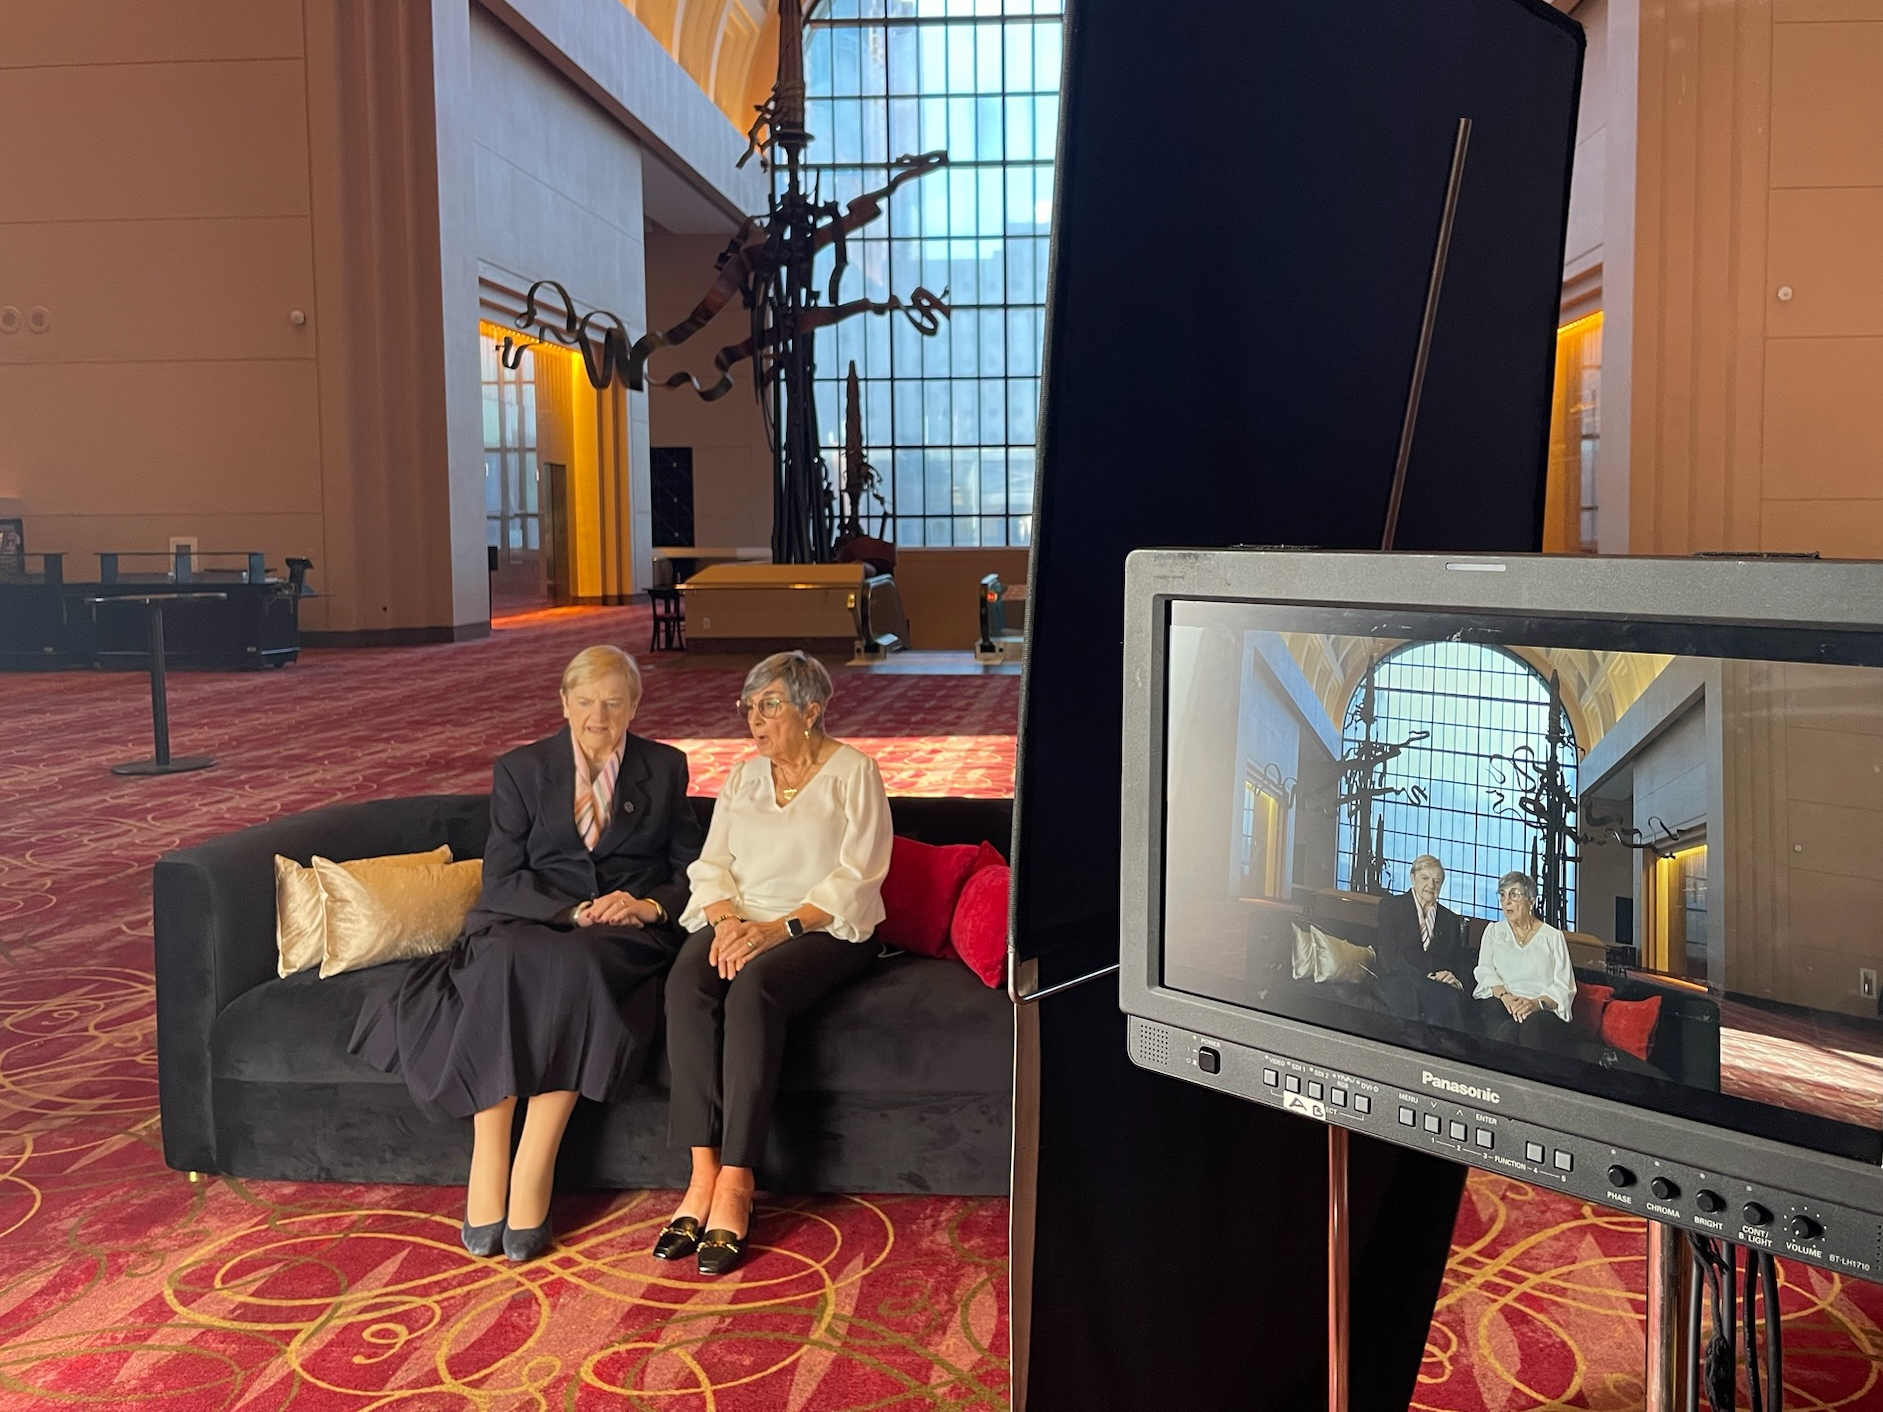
[1420,1071,1501,1104]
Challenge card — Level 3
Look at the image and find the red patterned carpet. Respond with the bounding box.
[2,605,1882,1409]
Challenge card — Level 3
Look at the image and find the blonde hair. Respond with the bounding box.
[560,645,643,705]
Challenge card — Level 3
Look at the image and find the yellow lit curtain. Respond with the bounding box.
[1543,313,1602,554]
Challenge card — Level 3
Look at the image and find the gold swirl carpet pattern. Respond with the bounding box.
[1,605,1880,1409]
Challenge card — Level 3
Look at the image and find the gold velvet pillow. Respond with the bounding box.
[274,846,452,977]
[1290,923,1377,985]
[314,856,484,979]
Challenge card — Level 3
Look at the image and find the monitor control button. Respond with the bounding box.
[1695,1190,1725,1214]
[1285,1074,1302,1094]
[1651,1177,1680,1200]
[1262,1068,1280,1088]
[1423,1113,1442,1134]
[1307,1081,1325,1100]
[1474,1128,1494,1150]
[1524,1141,1545,1163]
[1331,1088,1349,1107]
[1552,1150,1574,1172]
[1353,1094,1371,1114]
[1790,1214,1821,1241]
[1398,1106,1417,1127]
[1197,1047,1221,1075]
[1607,1165,1635,1189]
[1742,1202,1772,1228]
[1448,1120,1468,1142]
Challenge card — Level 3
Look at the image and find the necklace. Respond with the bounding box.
[775,743,827,801]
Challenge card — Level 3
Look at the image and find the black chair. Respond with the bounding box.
[648,586,685,651]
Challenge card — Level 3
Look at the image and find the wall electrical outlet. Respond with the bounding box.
[1862,968,1877,1001]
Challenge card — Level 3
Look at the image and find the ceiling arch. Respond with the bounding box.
[621,0,780,130]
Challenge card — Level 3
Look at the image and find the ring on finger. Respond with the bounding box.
[746,939,757,952]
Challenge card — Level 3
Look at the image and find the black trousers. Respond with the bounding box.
[1377,968,1473,1033]
[1476,997,1574,1053]
[666,926,877,1168]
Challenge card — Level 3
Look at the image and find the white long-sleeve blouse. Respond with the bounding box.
[1472,918,1577,1021]
[680,742,893,943]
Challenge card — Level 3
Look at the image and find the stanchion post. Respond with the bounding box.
[147,600,172,767]
[1328,1124,1350,1412]
[1645,1217,1695,1412]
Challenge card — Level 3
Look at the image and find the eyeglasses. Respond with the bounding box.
[737,695,790,720]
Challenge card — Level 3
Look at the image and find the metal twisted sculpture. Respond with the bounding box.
[1338,657,1431,896]
[500,0,950,564]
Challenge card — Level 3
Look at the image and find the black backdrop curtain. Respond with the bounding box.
[1011,0,1583,1405]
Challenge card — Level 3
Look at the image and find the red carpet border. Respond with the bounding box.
[1,604,1880,1408]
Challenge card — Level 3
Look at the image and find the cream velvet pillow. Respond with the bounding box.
[275,846,452,977]
[314,856,484,979]
[1289,923,1377,985]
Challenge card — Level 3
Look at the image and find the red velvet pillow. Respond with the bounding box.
[875,836,981,957]
[948,863,1010,988]
[969,838,1007,874]
[1601,994,1662,1060]
[1574,982,1615,1039]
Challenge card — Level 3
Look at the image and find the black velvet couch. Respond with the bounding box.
[153,794,1016,1195]
[1248,892,1724,1089]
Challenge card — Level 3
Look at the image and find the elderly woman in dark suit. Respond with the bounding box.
[651,651,893,1276]
[351,645,701,1261]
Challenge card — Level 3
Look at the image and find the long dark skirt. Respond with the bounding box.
[349,920,683,1122]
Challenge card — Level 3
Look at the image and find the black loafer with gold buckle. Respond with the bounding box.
[651,1215,702,1261]
[695,1216,754,1277]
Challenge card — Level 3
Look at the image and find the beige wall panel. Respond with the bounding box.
[25,511,324,560]
[1782,665,1883,738]
[1785,726,1883,809]
[1770,22,1883,187]
[0,61,310,221]
[0,360,320,518]
[0,0,303,67]
[1767,188,1883,338]
[474,148,647,315]
[1565,129,1608,269]
[0,218,316,366]
[1761,336,1883,501]
[1635,707,1710,831]
[1775,0,1883,18]
[1782,868,1883,948]
[1789,800,1883,880]
[1781,942,1878,1015]
[1761,497,1883,557]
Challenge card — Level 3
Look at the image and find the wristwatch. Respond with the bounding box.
[784,917,805,939]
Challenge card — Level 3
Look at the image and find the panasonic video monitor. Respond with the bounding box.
[1121,550,1883,1279]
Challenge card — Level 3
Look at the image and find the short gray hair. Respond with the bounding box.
[1409,854,1444,880]
[1497,871,1537,903]
[743,650,832,717]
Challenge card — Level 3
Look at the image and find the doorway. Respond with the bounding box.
[483,335,548,614]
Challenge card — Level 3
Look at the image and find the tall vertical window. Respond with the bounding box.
[1544,312,1602,554]
[1337,643,1579,924]
[802,0,1063,547]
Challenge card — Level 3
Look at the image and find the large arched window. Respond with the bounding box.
[1336,642,1578,925]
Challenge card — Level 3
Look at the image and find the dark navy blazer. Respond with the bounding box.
[466,726,703,936]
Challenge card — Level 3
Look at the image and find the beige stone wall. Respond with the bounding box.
[1631,0,1883,558]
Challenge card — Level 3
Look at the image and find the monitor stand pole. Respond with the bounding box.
[1328,1126,1350,1412]
[1645,1218,1697,1411]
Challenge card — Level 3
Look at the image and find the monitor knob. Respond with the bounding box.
[1743,1202,1772,1228]
[1607,1164,1635,1189]
[1790,1213,1821,1241]
[1695,1189,1725,1214]
[1650,1177,1679,1200]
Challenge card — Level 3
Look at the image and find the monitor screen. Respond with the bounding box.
[1161,597,1883,1166]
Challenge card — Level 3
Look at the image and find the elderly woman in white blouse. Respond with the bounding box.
[651,650,893,1276]
[1473,871,1577,1052]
